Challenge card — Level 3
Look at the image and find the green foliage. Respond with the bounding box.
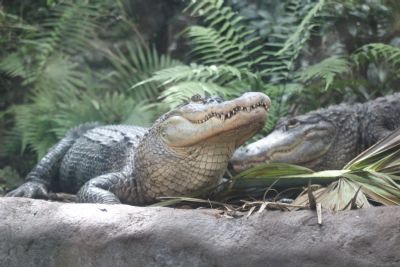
[159,81,241,108]
[292,43,400,110]
[352,43,400,71]
[139,64,258,86]
[135,0,257,96]
[185,0,263,68]
[295,56,351,90]
[263,0,326,82]
[0,2,105,88]
[104,41,181,102]
[0,2,177,160]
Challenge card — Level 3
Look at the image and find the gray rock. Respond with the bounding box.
[0,197,399,267]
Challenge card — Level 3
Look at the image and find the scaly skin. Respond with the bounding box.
[231,93,400,172]
[7,93,271,204]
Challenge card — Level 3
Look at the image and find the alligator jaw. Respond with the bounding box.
[185,93,271,124]
[160,92,271,147]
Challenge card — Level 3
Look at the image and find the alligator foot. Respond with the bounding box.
[6,181,49,199]
[77,185,121,204]
[76,173,127,204]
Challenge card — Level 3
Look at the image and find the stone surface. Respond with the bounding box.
[0,197,399,267]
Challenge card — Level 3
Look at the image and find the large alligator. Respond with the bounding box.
[231,93,400,172]
[7,93,270,204]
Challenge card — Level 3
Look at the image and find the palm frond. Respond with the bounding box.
[344,128,400,173]
[292,178,372,210]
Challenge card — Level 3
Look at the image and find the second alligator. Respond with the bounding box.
[231,93,400,172]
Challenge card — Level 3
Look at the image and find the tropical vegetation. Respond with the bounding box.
[1,0,400,210]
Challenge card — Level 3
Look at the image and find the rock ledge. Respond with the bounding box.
[1,197,399,267]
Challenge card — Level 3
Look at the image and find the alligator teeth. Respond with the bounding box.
[194,101,270,123]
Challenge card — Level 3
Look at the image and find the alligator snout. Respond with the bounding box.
[230,146,270,173]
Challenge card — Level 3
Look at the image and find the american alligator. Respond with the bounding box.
[231,93,400,172]
[7,93,270,204]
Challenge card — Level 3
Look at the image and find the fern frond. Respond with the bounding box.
[295,56,351,90]
[160,81,243,108]
[53,92,157,136]
[12,102,59,158]
[275,0,326,57]
[35,54,88,91]
[0,11,38,48]
[0,52,29,79]
[135,64,258,89]
[0,1,108,88]
[352,43,400,72]
[261,0,327,83]
[103,41,181,101]
[34,2,104,58]
[185,0,264,69]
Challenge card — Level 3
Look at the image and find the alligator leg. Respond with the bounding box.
[6,135,77,199]
[6,124,96,199]
[77,172,139,204]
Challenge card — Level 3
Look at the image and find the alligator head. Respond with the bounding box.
[155,92,271,147]
[231,112,338,172]
[136,92,271,202]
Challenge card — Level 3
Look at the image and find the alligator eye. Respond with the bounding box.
[191,94,203,102]
[287,119,300,129]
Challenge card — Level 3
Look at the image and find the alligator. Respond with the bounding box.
[231,93,400,172]
[6,93,270,204]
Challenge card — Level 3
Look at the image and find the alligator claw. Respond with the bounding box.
[6,181,49,199]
